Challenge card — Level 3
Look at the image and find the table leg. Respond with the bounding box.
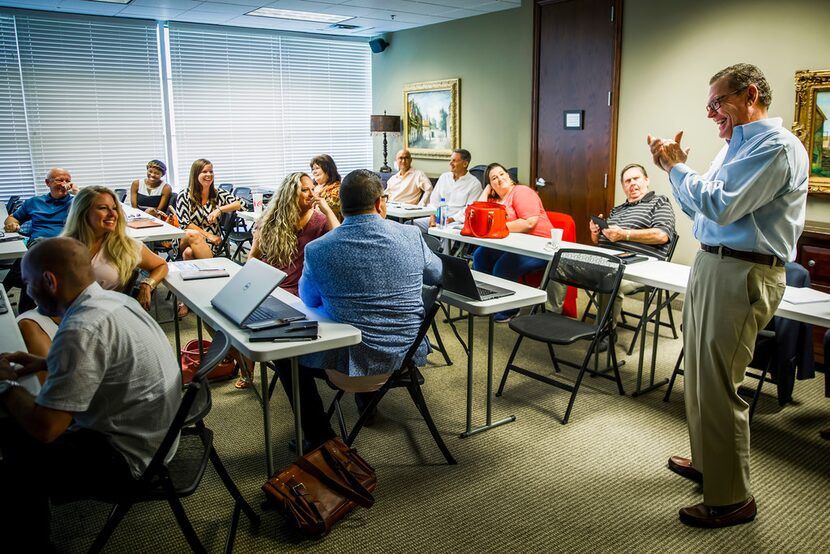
[463,312,474,436]
[632,287,670,397]
[260,361,273,477]
[291,357,304,457]
[460,313,516,438]
[173,293,181,371]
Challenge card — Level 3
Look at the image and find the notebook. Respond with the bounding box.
[249,320,319,342]
[437,253,515,302]
[127,218,163,229]
[210,258,306,330]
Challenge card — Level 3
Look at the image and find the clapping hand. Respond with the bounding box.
[647,131,690,172]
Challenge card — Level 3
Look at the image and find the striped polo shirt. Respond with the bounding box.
[599,191,676,259]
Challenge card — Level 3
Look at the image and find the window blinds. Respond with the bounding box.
[14,13,165,196]
[0,14,33,202]
[168,24,371,190]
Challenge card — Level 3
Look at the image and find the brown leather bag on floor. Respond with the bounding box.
[262,436,376,537]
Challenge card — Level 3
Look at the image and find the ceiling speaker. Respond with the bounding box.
[369,38,389,54]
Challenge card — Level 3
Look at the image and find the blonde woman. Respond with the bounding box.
[18,186,169,357]
[63,186,168,308]
[249,172,340,296]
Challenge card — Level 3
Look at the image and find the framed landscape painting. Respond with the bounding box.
[403,78,460,160]
[793,69,830,194]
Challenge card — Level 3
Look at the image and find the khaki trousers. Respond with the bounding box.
[683,251,784,506]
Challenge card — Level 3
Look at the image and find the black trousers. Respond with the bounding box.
[275,363,377,446]
[2,258,35,313]
[0,422,133,546]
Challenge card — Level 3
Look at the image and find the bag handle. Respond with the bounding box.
[468,210,495,238]
[294,445,375,508]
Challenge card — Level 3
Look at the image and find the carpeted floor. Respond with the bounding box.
[48,289,830,553]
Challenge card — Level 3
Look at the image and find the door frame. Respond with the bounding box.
[530,0,624,218]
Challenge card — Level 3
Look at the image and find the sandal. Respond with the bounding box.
[177,302,189,319]
[234,376,252,389]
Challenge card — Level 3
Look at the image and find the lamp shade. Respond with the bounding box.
[370,114,401,133]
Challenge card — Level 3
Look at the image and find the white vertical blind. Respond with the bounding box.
[168,24,371,190]
[0,14,33,202]
[14,13,165,195]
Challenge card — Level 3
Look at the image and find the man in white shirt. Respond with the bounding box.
[385,149,433,206]
[414,148,482,231]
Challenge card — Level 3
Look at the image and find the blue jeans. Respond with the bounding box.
[472,247,547,282]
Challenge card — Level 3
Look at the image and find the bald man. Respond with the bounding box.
[3,167,78,312]
[385,149,433,206]
[0,237,181,544]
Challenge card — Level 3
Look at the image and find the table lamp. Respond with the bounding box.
[370,112,401,173]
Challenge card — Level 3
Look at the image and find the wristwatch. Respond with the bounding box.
[0,379,22,396]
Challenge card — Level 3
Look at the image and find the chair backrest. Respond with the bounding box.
[166,191,178,215]
[6,195,21,213]
[218,183,234,193]
[663,231,680,262]
[422,233,442,255]
[233,186,253,209]
[216,212,238,256]
[138,331,230,486]
[545,211,577,242]
[508,167,518,183]
[469,165,486,186]
[113,188,128,203]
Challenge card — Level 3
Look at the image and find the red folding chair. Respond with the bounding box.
[518,211,577,317]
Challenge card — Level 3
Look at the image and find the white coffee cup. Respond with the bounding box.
[253,192,264,216]
[550,228,564,249]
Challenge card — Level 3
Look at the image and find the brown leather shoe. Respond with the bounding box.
[820,426,830,440]
[679,496,756,528]
[668,455,703,484]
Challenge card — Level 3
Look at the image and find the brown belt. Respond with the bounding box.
[700,244,785,267]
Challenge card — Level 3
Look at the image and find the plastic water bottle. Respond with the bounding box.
[437,197,448,228]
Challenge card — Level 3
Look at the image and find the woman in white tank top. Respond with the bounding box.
[130,159,172,217]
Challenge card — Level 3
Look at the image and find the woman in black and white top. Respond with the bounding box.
[175,158,244,260]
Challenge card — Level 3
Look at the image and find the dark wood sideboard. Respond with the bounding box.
[796,220,830,365]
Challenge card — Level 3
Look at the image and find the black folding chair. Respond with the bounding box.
[497,249,626,424]
[75,331,260,553]
[324,285,456,464]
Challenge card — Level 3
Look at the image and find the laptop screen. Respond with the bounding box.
[210,258,287,325]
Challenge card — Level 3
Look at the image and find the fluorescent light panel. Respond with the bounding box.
[88,0,132,4]
[247,8,353,24]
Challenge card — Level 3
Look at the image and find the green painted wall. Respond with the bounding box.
[374,0,830,264]
[371,1,533,180]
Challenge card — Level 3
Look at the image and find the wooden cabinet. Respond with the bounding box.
[796,220,830,364]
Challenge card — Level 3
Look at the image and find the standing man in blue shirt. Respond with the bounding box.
[648,64,808,528]
[3,167,77,312]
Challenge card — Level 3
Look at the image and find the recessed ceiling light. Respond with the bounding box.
[88,0,132,4]
[247,8,353,24]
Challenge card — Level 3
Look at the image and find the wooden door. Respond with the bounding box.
[531,0,622,244]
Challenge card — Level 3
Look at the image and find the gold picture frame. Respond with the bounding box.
[403,78,460,160]
[793,69,830,194]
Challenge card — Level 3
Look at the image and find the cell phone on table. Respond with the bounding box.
[590,215,608,229]
[616,251,637,259]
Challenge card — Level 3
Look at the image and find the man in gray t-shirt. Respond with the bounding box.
[0,237,181,545]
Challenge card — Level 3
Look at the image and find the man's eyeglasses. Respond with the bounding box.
[706,86,748,113]
[380,194,389,202]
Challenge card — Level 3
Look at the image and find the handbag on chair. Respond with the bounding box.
[180,339,237,384]
[460,201,510,239]
[262,436,376,537]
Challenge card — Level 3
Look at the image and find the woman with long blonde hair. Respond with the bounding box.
[63,186,168,307]
[17,186,168,359]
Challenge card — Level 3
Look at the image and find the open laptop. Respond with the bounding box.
[210,258,306,330]
[437,253,515,302]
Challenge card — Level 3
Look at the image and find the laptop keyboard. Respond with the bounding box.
[245,303,282,323]
[476,284,499,297]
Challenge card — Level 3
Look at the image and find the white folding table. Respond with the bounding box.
[163,257,361,476]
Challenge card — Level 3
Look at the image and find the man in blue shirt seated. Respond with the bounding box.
[649,63,808,528]
[3,167,77,312]
[276,169,443,451]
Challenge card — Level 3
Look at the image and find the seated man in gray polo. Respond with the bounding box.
[588,163,676,325]
[0,237,182,547]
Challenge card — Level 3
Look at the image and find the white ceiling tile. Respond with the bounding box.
[0,0,61,9]
[185,2,251,15]
[117,5,188,17]
[176,10,239,23]
[344,0,456,16]
[55,0,127,15]
[129,0,200,9]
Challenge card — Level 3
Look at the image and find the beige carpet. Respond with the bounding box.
[50,291,830,553]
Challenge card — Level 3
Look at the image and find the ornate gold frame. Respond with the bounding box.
[402,78,460,160]
[793,69,830,194]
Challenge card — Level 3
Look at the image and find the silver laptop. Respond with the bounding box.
[210,258,305,330]
[437,253,515,302]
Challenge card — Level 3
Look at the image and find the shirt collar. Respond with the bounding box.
[623,190,655,206]
[729,117,782,145]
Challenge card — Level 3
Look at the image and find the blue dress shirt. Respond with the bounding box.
[669,117,808,261]
[12,192,74,240]
[299,214,443,377]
